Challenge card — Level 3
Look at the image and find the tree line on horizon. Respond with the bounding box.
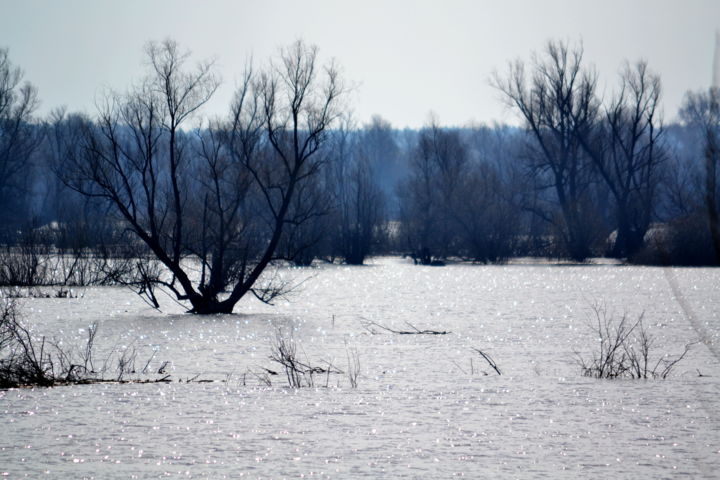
[0,39,718,312]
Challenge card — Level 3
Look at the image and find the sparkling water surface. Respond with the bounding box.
[2,257,719,478]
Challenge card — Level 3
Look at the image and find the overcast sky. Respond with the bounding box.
[2,0,719,128]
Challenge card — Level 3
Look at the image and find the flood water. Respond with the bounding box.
[2,257,720,478]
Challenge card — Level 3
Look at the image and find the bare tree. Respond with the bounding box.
[679,87,720,262]
[454,161,518,263]
[452,125,531,261]
[580,61,665,257]
[340,151,386,265]
[398,116,468,264]
[61,39,344,313]
[324,115,386,265]
[361,115,402,216]
[190,115,257,298]
[277,153,333,266]
[0,48,42,237]
[217,39,344,295]
[60,39,219,312]
[660,127,702,220]
[493,40,601,260]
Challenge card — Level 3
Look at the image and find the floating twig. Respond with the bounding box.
[359,318,449,335]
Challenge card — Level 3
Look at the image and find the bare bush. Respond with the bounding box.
[268,330,341,388]
[576,305,692,379]
[270,332,304,387]
[0,242,52,287]
[0,298,90,387]
[0,299,170,388]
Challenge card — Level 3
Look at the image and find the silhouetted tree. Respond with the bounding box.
[660,125,701,219]
[398,116,467,264]
[679,87,720,262]
[493,40,601,260]
[454,125,527,262]
[276,153,332,266]
[361,115,401,216]
[324,115,386,265]
[42,109,115,250]
[61,39,345,313]
[580,61,665,257]
[0,48,42,238]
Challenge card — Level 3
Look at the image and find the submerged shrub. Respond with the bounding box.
[267,329,347,388]
[0,298,169,388]
[576,305,692,379]
[0,298,58,387]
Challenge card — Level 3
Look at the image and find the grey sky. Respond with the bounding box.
[2,0,719,128]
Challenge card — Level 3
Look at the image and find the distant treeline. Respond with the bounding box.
[1,40,719,273]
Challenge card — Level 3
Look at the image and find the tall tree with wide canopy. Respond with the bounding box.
[61,39,344,313]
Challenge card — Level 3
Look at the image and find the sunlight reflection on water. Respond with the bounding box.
[2,257,720,478]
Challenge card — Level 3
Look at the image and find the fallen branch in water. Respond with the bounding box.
[472,347,501,375]
[359,318,449,335]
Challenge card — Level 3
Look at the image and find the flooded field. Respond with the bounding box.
[2,257,720,478]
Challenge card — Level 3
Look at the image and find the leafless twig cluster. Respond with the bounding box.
[576,305,693,379]
[0,298,103,387]
[0,298,171,387]
[268,330,342,388]
[264,330,362,388]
